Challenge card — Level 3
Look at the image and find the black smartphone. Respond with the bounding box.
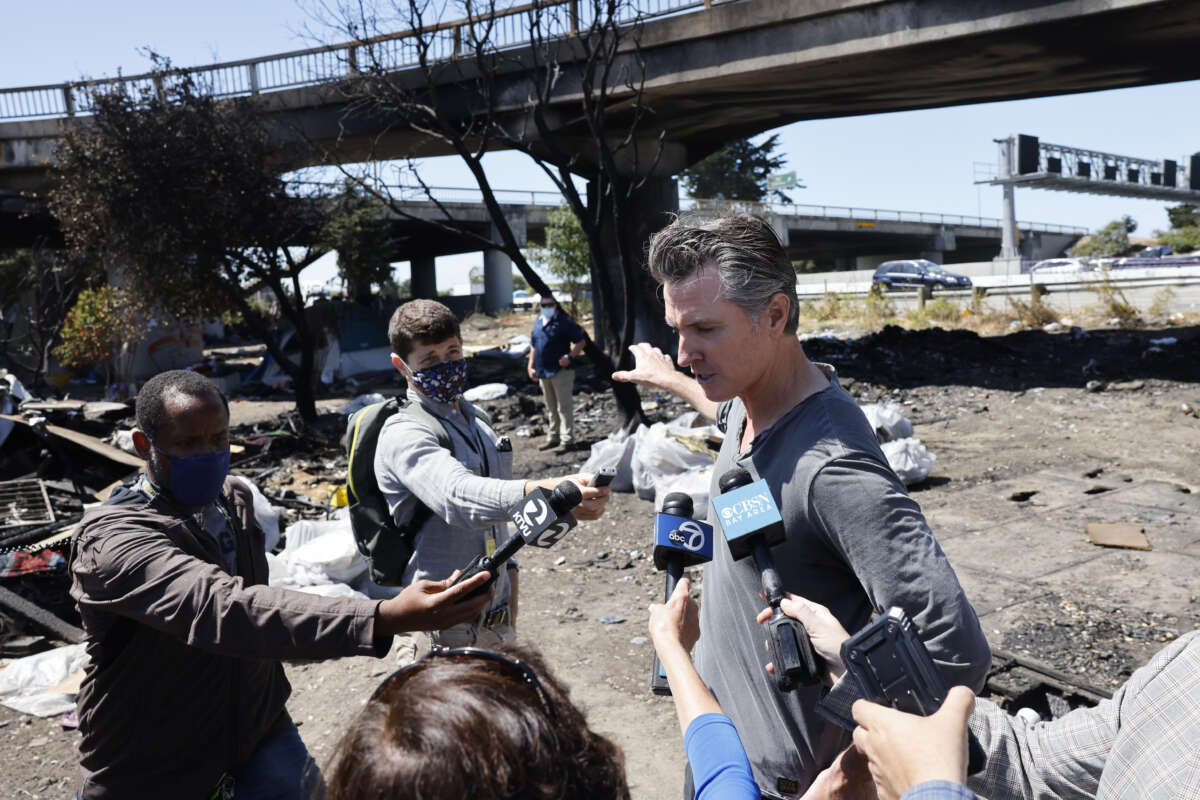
[591,465,617,488]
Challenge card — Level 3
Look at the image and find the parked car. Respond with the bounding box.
[871,260,973,292]
[1029,257,1091,274]
[1137,245,1174,258]
[512,289,534,309]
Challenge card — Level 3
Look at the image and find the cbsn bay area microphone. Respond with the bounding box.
[452,481,583,597]
[649,492,713,695]
[713,467,820,691]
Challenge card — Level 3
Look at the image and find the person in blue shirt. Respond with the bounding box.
[526,295,587,453]
[650,577,762,800]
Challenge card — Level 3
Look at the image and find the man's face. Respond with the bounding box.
[539,297,556,315]
[134,390,230,488]
[663,265,764,402]
[393,336,463,378]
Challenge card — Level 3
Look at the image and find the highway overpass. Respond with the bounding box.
[4,0,1200,193]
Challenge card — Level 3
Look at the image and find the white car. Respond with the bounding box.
[1029,258,1090,274]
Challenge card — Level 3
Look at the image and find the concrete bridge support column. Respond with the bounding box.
[411,255,437,299]
[483,217,523,313]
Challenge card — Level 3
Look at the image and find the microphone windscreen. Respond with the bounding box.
[550,480,583,512]
[660,492,693,519]
[719,467,753,494]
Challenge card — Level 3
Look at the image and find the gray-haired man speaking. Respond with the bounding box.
[614,214,990,799]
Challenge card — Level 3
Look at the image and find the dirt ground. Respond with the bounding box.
[2,320,1198,799]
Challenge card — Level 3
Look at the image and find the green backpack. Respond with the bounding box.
[344,397,488,586]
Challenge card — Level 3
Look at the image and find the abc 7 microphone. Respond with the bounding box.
[452,481,583,597]
[714,467,820,691]
[649,492,713,695]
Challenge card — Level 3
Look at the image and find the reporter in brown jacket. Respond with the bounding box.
[70,370,492,800]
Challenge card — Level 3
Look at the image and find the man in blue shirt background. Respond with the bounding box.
[527,295,586,453]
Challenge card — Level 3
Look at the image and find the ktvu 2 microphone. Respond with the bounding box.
[453,481,583,597]
[649,492,713,695]
[714,467,820,691]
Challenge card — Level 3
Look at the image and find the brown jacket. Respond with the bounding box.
[70,477,387,800]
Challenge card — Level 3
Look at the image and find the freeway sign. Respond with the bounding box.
[767,171,798,190]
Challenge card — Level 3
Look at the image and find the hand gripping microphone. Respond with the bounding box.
[714,467,820,691]
[453,481,583,596]
[649,492,713,695]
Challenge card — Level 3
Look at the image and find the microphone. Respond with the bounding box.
[649,492,713,695]
[453,481,583,596]
[713,467,820,691]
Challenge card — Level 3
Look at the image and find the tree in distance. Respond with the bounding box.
[1071,215,1137,258]
[682,135,787,203]
[0,246,91,389]
[50,62,371,423]
[1159,203,1200,253]
[539,205,591,317]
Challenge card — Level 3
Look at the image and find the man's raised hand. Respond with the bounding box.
[611,343,680,391]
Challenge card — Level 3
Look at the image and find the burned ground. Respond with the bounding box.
[1,323,1198,799]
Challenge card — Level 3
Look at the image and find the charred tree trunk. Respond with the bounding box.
[588,175,679,366]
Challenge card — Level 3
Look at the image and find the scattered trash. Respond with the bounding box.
[629,412,721,501]
[1087,522,1151,551]
[1148,337,1177,347]
[598,615,625,625]
[582,431,638,493]
[880,438,936,486]
[0,642,88,717]
[554,556,567,566]
[629,636,648,645]
[233,476,282,552]
[274,518,367,590]
[1085,380,1106,393]
[463,383,510,402]
[860,401,914,442]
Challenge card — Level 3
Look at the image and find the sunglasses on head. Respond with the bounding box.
[370,647,556,718]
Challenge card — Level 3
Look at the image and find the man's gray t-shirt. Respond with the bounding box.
[693,366,990,797]
[374,389,526,612]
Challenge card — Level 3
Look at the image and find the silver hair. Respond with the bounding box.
[646,213,799,333]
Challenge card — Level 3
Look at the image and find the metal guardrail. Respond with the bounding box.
[689,197,1088,235]
[343,183,1089,235]
[0,0,718,122]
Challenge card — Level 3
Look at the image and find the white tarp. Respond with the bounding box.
[0,643,88,717]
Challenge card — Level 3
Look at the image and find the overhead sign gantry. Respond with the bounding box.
[984,134,1200,258]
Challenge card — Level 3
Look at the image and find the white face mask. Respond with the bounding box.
[540,306,555,318]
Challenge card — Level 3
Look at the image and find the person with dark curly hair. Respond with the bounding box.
[325,642,630,800]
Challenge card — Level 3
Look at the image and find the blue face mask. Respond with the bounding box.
[156,446,230,506]
[540,306,555,319]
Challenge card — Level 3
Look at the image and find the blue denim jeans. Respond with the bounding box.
[230,722,324,800]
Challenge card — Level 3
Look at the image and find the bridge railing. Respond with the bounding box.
[304,182,1088,235]
[688,197,1089,235]
[0,0,719,122]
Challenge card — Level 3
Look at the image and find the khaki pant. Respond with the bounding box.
[391,621,518,665]
[538,368,575,444]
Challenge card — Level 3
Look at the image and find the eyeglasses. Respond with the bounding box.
[540,301,556,308]
[370,647,556,718]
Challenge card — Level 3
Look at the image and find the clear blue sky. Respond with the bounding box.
[6,1,1198,287]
